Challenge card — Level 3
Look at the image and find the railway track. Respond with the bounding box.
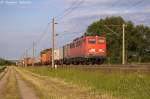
[55,64,150,74]
[58,64,150,68]
[35,64,150,69]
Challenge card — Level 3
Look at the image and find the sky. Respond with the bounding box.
[0,0,149,59]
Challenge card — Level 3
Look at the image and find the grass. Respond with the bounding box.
[0,66,7,80]
[22,67,150,99]
[0,66,6,72]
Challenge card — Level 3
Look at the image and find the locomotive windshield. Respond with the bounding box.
[88,38,96,44]
[98,39,105,44]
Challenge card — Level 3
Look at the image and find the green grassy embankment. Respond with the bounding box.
[0,66,7,79]
[0,66,6,72]
[23,67,150,99]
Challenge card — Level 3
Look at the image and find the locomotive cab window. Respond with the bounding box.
[88,38,96,44]
[98,39,105,44]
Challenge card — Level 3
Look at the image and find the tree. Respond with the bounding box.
[86,16,150,64]
[0,58,13,66]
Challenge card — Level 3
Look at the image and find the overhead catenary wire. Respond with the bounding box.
[19,0,85,61]
[55,21,85,36]
[28,0,85,51]
[126,0,146,21]
[19,22,50,61]
[121,0,145,20]
[111,0,122,8]
[111,0,144,10]
[19,0,146,63]
[55,0,145,39]
[55,0,80,18]
[104,25,119,36]
[56,0,85,22]
[55,30,84,37]
[128,0,144,10]
[109,0,145,20]
[55,31,84,49]
[34,22,51,46]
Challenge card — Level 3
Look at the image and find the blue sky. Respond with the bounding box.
[0,0,149,59]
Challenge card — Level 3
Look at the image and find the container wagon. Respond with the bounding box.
[40,48,52,65]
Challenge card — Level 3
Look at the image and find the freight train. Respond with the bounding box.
[22,35,107,66]
[40,35,106,65]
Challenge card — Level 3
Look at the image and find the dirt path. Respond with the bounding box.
[0,67,39,99]
[0,67,115,99]
[0,67,21,99]
[0,68,9,91]
[15,67,114,99]
[15,73,39,99]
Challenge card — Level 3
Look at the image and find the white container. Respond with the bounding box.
[54,48,63,60]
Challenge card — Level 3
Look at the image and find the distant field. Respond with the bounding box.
[23,67,150,99]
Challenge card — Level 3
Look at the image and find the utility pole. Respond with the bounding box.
[52,18,55,68]
[122,24,125,65]
[25,49,28,67]
[104,24,126,65]
[32,41,35,67]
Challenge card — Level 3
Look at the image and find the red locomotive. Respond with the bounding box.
[63,35,106,64]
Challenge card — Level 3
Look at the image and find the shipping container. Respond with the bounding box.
[54,48,63,60]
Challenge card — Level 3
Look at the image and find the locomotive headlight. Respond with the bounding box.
[99,49,104,52]
[89,49,96,52]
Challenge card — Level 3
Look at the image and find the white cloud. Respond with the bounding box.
[64,0,115,4]
[145,6,150,13]
[59,0,150,25]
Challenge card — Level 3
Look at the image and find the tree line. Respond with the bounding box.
[86,16,150,64]
[0,58,13,66]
